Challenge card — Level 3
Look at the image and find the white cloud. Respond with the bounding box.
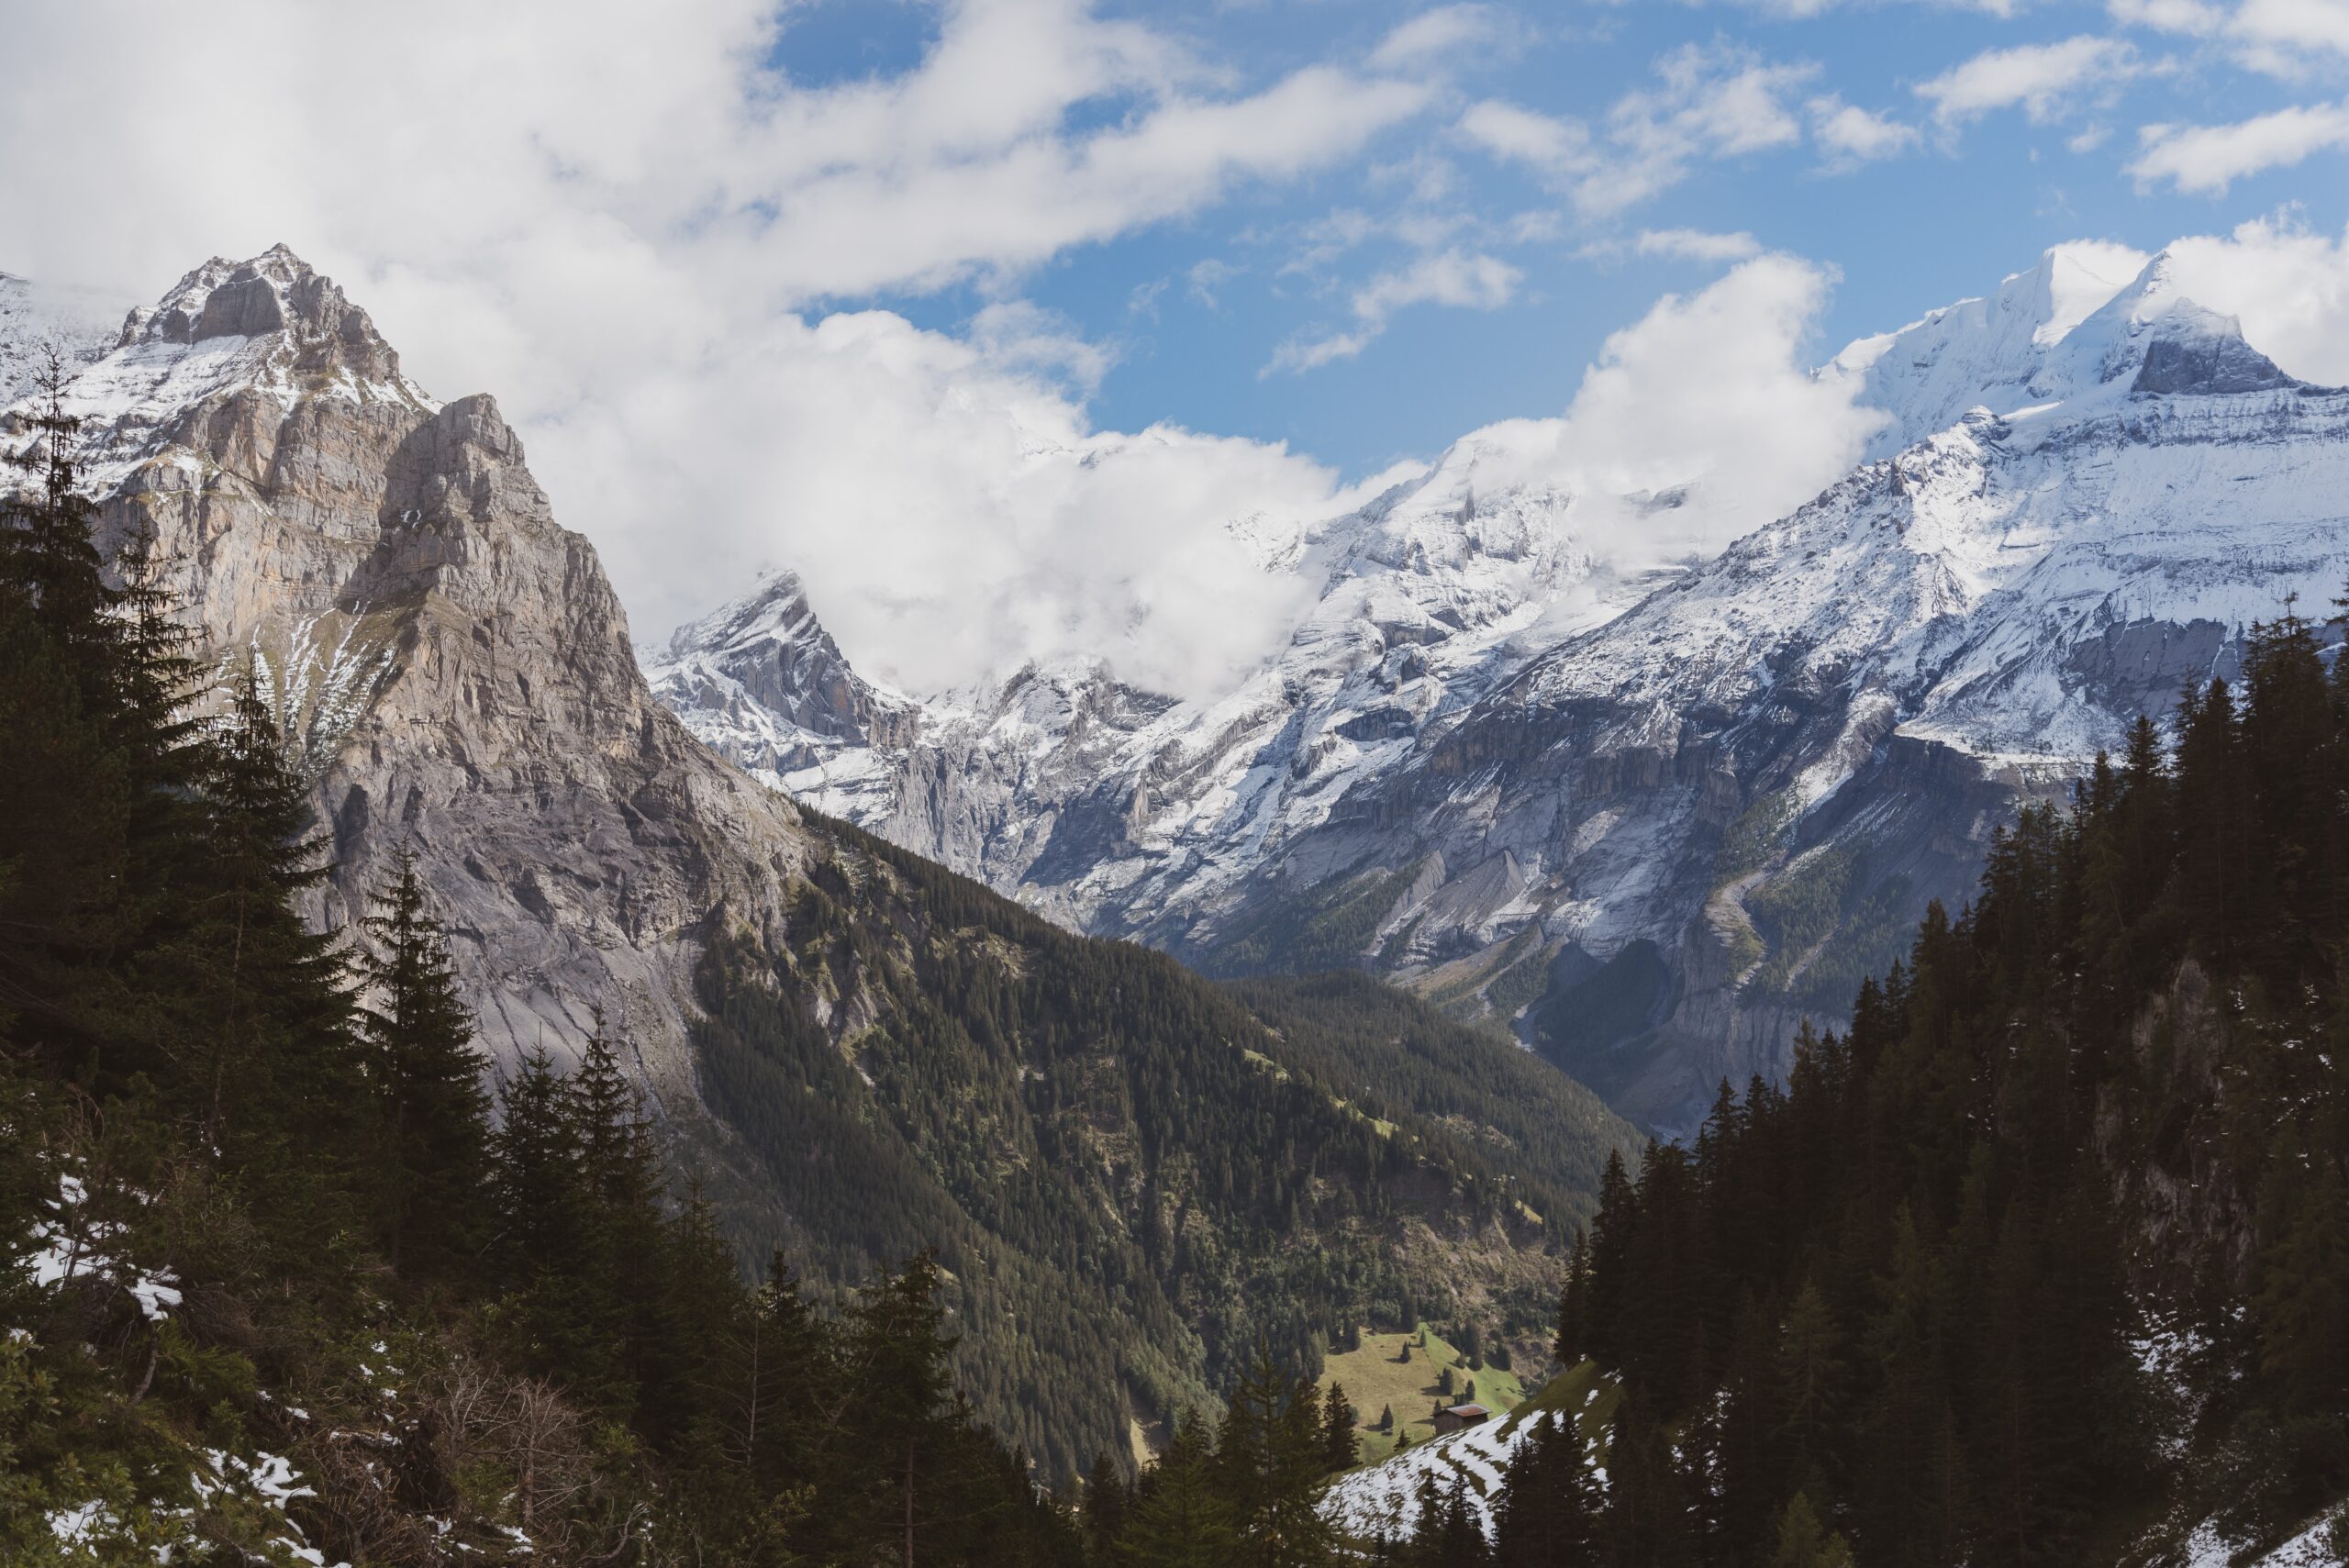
[1458,99,1594,176]
[1266,250,1521,373]
[1729,0,2023,13]
[1634,228,1765,261]
[2158,214,2349,385]
[1460,44,1816,215]
[2226,0,2349,72]
[1916,36,2142,124]
[2107,0,2227,32]
[1369,4,1514,72]
[1187,257,1241,307]
[1809,96,1921,167]
[1444,254,1887,573]
[2110,0,2349,75]
[963,300,1118,395]
[2128,101,2349,190]
[0,0,1453,697]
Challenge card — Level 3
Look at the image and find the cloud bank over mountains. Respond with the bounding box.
[2,0,2347,703]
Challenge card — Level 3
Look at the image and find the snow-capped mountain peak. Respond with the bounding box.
[23,246,438,500]
[1832,240,2154,458]
[654,244,2349,1131]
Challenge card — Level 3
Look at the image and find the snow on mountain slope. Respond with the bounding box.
[1203,257,2349,1129]
[1827,239,2150,460]
[1319,1366,1615,1543]
[651,417,1664,929]
[0,269,129,405]
[1319,1409,1569,1542]
[657,243,2349,1129]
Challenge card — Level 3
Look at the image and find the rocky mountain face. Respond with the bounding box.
[649,423,1669,933]
[18,246,818,1100]
[2,248,1631,1480]
[656,244,2349,1132]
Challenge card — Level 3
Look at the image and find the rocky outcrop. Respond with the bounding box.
[24,246,815,1095]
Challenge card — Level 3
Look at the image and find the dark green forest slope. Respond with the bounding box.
[685,813,1640,1481]
[1224,971,1631,1234]
[1466,608,2349,1568]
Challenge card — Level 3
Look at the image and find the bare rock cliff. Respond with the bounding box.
[45,246,812,1095]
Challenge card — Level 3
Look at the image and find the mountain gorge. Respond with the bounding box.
[0,250,1636,1487]
[655,242,2349,1132]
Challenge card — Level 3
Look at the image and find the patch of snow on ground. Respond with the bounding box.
[1321,1397,1601,1542]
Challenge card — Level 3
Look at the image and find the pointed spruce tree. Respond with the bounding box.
[359,844,491,1279]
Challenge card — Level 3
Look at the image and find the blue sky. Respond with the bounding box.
[8,0,2349,693]
[771,0,2349,477]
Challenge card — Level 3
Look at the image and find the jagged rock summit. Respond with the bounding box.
[657,243,2349,1130]
[7,246,815,1095]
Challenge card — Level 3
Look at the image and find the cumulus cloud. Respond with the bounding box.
[1266,250,1521,373]
[1916,36,2142,125]
[2157,215,2349,384]
[1460,44,1816,215]
[2110,0,2349,74]
[1368,4,1517,72]
[0,0,1452,698]
[1728,0,2024,13]
[1808,96,1921,167]
[2231,0,2349,65]
[550,306,1357,695]
[2107,0,2228,31]
[2128,101,2349,191]
[1446,254,1889,573]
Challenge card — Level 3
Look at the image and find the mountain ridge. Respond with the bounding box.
[655,242,2349,1130]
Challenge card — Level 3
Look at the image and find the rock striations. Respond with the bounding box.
[656,243,2349,1132]
[10,246,816,1099]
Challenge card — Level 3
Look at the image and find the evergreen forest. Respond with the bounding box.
[1435,606,2349,1566]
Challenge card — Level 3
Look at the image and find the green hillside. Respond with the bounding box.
[1319,1321,1532,1465]
[1224,970,1644,1232]
[689,816,1634,1481]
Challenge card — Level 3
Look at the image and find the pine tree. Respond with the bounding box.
[1407,1477,1488,1568]
[168,662,365,1250]
[729,1250,826,1490]
[829,1250,1003,1567]
[1770,1493,1854,1568]
[1554,1227,1592,1364]
[1085,1451,1131,1561]
[358,845,490,1278]
[1215,1341,1336,1568]
[1777,1279,1846,1496]
[490,1047,619,1396]
[1121,1412,1236,1568]
[2252,1162,2349,1413]
[1319,1382,1357,1473]
[566,1009,674,1418]
[0,359,211,1091]
[1491,1413,1599,1566]
[1584,1149,1635,1370]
